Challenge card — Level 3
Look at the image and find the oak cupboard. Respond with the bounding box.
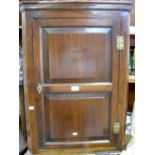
[20,0,132,154]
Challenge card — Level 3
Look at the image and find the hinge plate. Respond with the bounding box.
[116,36,124,51]
[113,122,120,135]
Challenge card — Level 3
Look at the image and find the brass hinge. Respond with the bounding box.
[116,36,124,51]
[113,122,120,135]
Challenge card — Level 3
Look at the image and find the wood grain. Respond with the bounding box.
[20,0,131,153]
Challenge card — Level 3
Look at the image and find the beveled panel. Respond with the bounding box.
[41,27,112,83]
[43,92,111,142]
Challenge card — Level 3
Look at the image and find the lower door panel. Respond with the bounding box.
[37,92,113,148]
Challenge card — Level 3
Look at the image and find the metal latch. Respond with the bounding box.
[113,122,120,135]
[116,36,124,51]
[37,83,42,94]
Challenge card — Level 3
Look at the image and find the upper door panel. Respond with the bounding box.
[42,27,112,83]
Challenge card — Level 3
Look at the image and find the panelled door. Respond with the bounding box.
[32,12,121,149]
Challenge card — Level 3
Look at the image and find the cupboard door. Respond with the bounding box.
[20,0,132,152]
[32,15,121,149]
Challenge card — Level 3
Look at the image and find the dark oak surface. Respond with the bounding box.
[19,0,134,27]
[20,0,131,154]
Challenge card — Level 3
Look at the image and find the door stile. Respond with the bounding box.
[22,12,39,152]
[116,13,130,149]
[109,17,121,146]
